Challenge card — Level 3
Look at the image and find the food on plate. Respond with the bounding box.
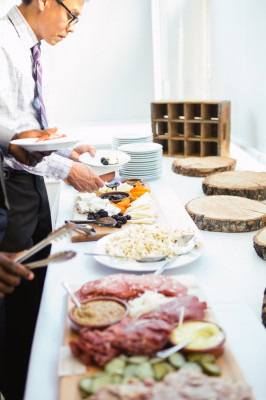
[74,274,188,302]
[100,156,119,165]
[120,178,144,186]
[170,321,226,357]
[69,297,128,330]
[36,132,66,142]
[75,193,120,215]
[124,193,157,223]
[70,317,173,366]
[87,370,253,400]
[104,224,197,260]
[100,192,130,203]
[78,352,222,397]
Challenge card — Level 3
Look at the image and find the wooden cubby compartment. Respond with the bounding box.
[151,100,231,157]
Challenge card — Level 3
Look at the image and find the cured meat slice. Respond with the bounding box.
[69,317,173,366]
[76,274,188,301]
[139,295,207,324]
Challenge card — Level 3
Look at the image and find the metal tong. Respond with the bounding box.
[14,222,74,264]
[25,250,76,269]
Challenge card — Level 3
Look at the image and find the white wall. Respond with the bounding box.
[153,0,266,154]
[43,0,154,126]
[209,0,266,153]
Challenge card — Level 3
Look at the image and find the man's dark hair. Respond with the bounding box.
[22,0,33,4]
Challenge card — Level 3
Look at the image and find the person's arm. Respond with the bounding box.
[0,252,34,298]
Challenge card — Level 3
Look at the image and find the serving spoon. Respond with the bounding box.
[65,217,117,228]
[61,281,82,313]
[154,234,196,275]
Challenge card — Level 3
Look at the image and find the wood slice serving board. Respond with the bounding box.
[253,227,266,260]
[172,156,236,177]
[58,275,253,400]
[202,171,266,200]
[185,195,266,232]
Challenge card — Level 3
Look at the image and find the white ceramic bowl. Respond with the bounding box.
[79,150,131,175]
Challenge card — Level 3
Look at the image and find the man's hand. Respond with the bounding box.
[70,144,96,162]
[0,252,34,298]
[67,162,104,192]
[8,127,58,167]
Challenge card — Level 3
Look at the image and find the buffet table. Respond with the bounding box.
[24,144,266,400]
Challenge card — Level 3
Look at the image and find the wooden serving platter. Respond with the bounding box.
[253,227,266,260]
[186,195,266,232]
[58,275,252,400]
[172,156,236,177]
[202,171,266,200]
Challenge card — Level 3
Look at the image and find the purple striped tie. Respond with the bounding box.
[31,42,49,129]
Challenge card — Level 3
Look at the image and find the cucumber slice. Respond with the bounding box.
[124,364,138,378]
[200,360,221,376]
[152,362,169,381]
[79,377,92,394]
[127,356,149,364]
[111,374,123,384]
[91,374,112,394]
[104,358,126,375]
[168,352,186,368]
[180,362,203,373]
[135,362,154,380]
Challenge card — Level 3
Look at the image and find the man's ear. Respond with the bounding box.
[38,0,49,12]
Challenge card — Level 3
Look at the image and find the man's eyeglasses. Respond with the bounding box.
[56,0,79,26]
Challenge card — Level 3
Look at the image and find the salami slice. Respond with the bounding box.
[76,274,188,301]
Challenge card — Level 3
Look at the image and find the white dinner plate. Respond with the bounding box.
[92,230,204,272]
[118,142,163,153]
[79,150,131,175]
[10,137,81,151]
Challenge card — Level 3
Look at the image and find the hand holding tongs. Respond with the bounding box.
[14,223,75,264]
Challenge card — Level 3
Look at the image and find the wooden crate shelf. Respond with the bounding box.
[151,100,231,157]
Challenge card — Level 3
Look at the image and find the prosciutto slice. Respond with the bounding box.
[139,295,207,324]
[70,317,173,366]
[75,274,188,301]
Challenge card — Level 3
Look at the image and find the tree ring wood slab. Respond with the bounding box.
[172,156,236,177]
[185,195,266,232]
[253,227,266,260]
[203,171,266,200]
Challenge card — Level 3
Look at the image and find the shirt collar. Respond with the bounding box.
[7,6,39,50]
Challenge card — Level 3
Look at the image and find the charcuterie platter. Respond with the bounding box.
[58,274,254,400]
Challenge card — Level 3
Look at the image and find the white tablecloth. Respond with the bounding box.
[24,144,266,400]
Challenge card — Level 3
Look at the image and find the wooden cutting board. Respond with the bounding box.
[172,156,236,177]
[253,227,266,260]
[58,275,253,400]
[185,195,266,232]
[202,171,266,200]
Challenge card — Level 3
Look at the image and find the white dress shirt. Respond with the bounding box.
[0,6,73,179]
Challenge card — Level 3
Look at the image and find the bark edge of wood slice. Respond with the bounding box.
[203,171,266,200]
[185,195,266,232]
[172,156,236,177]
[253,227,266,261]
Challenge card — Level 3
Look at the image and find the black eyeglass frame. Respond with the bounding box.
[56,0,79,26]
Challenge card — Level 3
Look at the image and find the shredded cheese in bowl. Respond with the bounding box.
[104,224,198,260]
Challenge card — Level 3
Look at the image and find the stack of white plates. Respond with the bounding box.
[112,132,153,150]
[118,142,163,179]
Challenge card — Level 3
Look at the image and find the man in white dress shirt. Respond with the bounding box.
[0,1,104,398]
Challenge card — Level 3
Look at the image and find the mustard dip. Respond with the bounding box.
[72,299,126,327]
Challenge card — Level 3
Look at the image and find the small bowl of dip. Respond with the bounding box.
[99,191,130,204]
[69,296,129,330]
